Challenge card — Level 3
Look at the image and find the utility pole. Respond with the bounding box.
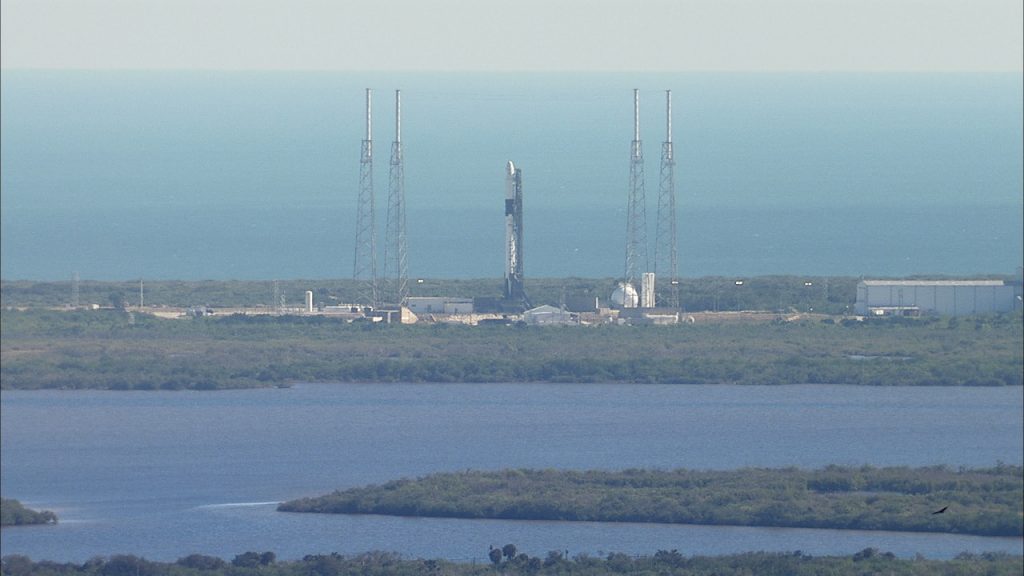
[71,271,80,308]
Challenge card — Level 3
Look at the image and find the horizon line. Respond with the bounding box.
[2,66,1023,75]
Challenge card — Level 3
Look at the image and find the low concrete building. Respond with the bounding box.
[855,280,1021,316]
[444,299,474,315]
[367,307,418,324]
[406,297,474,315]
[617,307,680,325]
[523,304,577,326]
[636,311,681,325]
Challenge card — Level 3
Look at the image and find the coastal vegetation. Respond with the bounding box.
[1,276,865,314]
[1,305,1020,389]
[279,466,1024,537]
[0,499,57,526]
[2,548,1021,576]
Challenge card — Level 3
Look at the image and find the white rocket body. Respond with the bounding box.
[505,161,517,284]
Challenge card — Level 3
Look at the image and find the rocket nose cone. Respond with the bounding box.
[507,161,515,176]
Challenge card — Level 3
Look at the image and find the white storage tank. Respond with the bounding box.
[611,282,639,309]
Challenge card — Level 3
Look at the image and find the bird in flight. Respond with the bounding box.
[931,506,948,515]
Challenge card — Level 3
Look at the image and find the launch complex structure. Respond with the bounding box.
[351,87,679,313]
[619,88,679,309]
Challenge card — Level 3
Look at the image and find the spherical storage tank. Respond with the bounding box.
[611,282,639,308]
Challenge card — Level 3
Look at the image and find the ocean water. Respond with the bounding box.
[1,71,1022,280]
[2,384,1022,561]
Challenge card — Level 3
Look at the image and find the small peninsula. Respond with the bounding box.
[0,498,57,526]
[279,466,1024,537]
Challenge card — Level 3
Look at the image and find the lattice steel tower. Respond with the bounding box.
[383,89,409,306]
[352,88,377,306]
[655,90,679,309]
[624,89,649,288]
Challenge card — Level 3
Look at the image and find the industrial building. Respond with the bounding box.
[406,297,474,315]
[855,279,1022,316]
[523,305,577,326]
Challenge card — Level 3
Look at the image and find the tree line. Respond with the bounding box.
[2,308,1020,389]
[2,275,870,314]
[2,548,1022,576]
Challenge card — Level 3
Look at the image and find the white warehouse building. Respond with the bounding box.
[855,279,1022,317]
[523,304,577,326]
[405,297,474,315]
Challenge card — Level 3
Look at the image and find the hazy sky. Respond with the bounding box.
[2,0,1021,71]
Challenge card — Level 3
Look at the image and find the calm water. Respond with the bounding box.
[2,71,1022,280]
[2,384,1022,561]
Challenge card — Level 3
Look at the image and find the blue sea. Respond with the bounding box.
[1,71,1021,280]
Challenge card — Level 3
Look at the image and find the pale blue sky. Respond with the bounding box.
[2,0,1022,71]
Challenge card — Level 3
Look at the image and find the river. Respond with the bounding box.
[2,383,1022,561]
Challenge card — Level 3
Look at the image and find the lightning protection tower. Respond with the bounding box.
[383,89,409,306]
[624,89,649,293]
[353,88,377,306]
[655,90,679,309]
